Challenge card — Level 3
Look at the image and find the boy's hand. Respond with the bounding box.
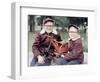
[54,52,61,56]
[37,55,45,64]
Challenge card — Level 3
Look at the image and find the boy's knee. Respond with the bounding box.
[53,57,67,65]
[30,57,37,66]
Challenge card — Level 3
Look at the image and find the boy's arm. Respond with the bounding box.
[32,33,42,57]
[63,42,83,60]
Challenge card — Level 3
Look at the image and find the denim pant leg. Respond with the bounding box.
[52,57,68,65]
[67,60,81,65]
[30,57,51,66]
[35,63,50,66]
[30,57,37,66]
[35,58,51,66]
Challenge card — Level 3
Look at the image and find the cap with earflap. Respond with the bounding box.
[43,16,55,25]
[68,24,80,32]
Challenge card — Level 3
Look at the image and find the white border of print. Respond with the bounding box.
[11,2,97,80]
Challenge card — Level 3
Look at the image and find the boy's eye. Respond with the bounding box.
[68,31,77,33]
[45,25,54,27]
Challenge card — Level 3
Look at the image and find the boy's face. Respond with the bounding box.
[68,26,79,39]
[44,22,54,33]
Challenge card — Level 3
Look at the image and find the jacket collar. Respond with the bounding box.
[69,35,81,41]
[40,28,58,35]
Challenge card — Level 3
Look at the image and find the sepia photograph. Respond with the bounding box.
[28,15,88,66]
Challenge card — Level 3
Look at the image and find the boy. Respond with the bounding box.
[30,16,62,66]
[54,24,84,65]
